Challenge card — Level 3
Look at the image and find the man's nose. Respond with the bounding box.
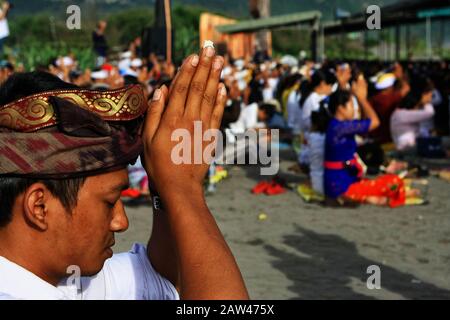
[110,200,129,233]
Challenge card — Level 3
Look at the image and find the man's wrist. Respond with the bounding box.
[163,184,205,209]
[149,186,163,211]
[151,182,205,212]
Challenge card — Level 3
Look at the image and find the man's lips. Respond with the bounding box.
[106,240,115,249]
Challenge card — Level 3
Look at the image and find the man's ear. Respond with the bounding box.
[22,183,50,231]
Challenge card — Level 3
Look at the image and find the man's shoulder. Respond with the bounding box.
[108,243,146,264]
[78,243,179,300]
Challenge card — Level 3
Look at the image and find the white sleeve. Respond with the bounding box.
[301,97,313,134]
[287,91,298,128]
[396,104,435,124]
[243,103,259,130]
[80,243,179,300]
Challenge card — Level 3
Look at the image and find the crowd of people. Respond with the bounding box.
[1,20,449,208]
[210,51,449,207]
[1,11,450,300]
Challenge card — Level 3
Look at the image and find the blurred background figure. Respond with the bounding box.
[0,1,11,57]
[92,20,108,67]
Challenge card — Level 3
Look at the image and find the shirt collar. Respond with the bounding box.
[0,256,69,300]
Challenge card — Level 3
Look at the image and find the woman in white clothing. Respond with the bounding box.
[298,69,336,168]
[390,78,435,151]
[287,87,302,135]
[299,69,336,194]
[0,1,11,55]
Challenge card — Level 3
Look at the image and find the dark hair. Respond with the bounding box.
[399,77,434,110]
[276,73,302,102]
[258,103,276,120]
[311,89,352,134]
[0,72,86,227]
[299,69,336,107]
[311,105,330,134]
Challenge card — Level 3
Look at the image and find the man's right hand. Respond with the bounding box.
[141,47,226,197]
[141,46,249,300]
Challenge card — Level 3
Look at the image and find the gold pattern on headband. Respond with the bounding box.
[0,99,54,131]
[0,85,146,132]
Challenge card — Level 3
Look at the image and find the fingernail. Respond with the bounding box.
[203,40,215,49]
[191,55,199,67]
[213,58,223,70]
[153,89,162,101]
[204,46,215,58]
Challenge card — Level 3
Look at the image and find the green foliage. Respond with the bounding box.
[172,5,203,63]
[6,5,205,69]
[106,7,154,46]
[4,1,449,69]
[7,12,96,70]
[10,41,96,71]
[272,28,310,57]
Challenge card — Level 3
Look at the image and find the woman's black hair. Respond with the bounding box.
[311,89,352,134]
[399,77,434,110]
[258,103,276,120]
[276,73,302,102]
[311,104,331,134]
[299,68,336,108]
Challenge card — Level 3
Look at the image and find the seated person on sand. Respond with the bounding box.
[321,76,418,207]
[298,69,336,170]
[390,77,435,153]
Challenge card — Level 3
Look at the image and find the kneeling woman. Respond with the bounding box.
[322,79,407,207]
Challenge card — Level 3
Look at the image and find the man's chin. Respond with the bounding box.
[105,247,114,258]
[79,252,112,277]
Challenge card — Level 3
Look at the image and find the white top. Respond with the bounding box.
[287,90,302,135]
[229,102,265,134]
[0,243,179,300]
[301,92,326,136]
[309,132,325,195]
[298,92,326,165]
[390,103,435,151]
[262,78,279,102]
[0,9,8,39]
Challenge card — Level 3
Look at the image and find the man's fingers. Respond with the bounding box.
[168,70,180,97]
[184,46,215,119]
[143,85,168,142]
[165,54,199,117]
[210,83,227,130]
[201,56,224,123]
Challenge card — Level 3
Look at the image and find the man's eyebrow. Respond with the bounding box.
[111,183,130,193]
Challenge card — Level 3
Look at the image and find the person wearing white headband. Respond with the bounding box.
[369,72,409,144]
[375,73,396,90]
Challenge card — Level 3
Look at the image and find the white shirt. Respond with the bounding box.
[0,10,9,39]
[287,90,302,135]
[309,132,325,195]
[299,92,326,165]
[262,78,279,102]
[301,92,326,136]
[229,102,265,134]
[390,103,435,151]
[0,243,179,300]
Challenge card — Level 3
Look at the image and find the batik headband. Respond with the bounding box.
[0,85,148,179]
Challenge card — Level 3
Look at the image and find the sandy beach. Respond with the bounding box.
[115,150,450,299]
